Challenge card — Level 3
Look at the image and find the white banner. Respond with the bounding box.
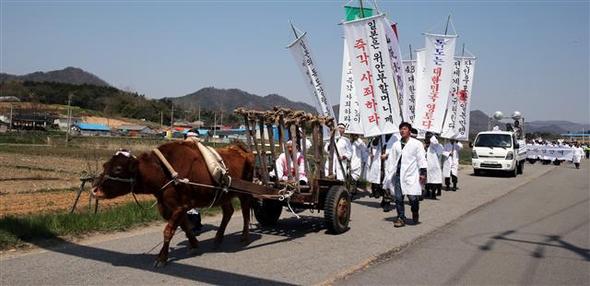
[385,19,405,123]
[288,32,335,118]
[441,57,476,140]
[338,39,363,134]
[402,59,416,124]
[414,33,457,133]
[343,14,402,137]
[526,145,574,161]
[440,57,462,139]
[413,49,426,127]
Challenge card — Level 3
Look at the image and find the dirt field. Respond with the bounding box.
[0,152,152,217]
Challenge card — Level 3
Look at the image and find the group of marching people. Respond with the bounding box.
[525,139,587,169]
[323,122,463,227]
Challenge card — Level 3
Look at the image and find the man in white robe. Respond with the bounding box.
[367,134,398,211]
[383,122,427,227]
[573,142,584,169]
[350,133,368,183]
[424,132,444,200]
[274,140,307,184]
[325,123,352,181]
[443,139,463,191]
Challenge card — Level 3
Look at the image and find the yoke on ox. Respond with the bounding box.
[92,107,352,267]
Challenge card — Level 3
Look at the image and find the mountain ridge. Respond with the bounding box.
[1,67,110,87]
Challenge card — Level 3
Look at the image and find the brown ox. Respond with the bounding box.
[92,140,255,267]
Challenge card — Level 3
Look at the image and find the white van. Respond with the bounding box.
[471,131,526,177]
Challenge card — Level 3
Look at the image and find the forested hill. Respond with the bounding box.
[169,87,317,114]
[0,81,173,124]
[1,67,110,87]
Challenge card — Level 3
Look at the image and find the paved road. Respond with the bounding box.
[339,162,590,285]
[0,163,568,285]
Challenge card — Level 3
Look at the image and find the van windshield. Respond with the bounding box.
[474,134,512,148]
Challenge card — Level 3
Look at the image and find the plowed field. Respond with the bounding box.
[0,152,151,217]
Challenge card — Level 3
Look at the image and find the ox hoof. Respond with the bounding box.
[153,260,167,268]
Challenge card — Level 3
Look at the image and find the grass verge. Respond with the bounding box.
[0,199,237,251]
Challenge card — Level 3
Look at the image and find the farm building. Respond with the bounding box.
[71,123,111,136]
[10,113,55,130]
[117,124,157,137]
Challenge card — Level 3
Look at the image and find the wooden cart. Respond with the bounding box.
[234,107,352,234]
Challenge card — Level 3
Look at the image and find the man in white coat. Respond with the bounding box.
[572,142,584,169]
[443,139,463,191]
[367,134,397,210]
[424,132,444,200]
[350,133,368,185]
[383,122,427,227]
[325,123,352,181]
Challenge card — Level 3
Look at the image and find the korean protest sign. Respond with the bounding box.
[414,33,457,133]
[343,14,403,137]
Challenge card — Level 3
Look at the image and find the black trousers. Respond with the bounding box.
[445,175,458,189]
[426,183,442,198]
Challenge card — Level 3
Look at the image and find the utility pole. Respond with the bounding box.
[9,103,13,131]
[160,111,163,129]
[65,93,73,147]
[170,105,174,128]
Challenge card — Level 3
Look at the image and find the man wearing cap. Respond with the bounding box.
[274,140,307,184]
[325,123,352,181]
[383,122,427,227]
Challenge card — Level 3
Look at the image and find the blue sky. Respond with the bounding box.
[1,0,588,123]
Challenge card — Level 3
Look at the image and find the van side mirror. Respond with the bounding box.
[514,142,520,149]
[469,141,473,148]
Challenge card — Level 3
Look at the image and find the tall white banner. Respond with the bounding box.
[441,57,476,140]
[402,59,416,124]
[343,14,402,137]
[385,19,405,123]
[288,33,335,118]
[339,39,363,134]
[413,49,426,127]
[414,33,457,133]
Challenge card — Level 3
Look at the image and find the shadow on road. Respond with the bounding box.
[1,216,323,285]
[445,198,590,285]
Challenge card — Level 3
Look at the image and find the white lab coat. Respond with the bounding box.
[324,135,352,181]
[443,142,463,177]
[426,136,444,184]
[383,137,427,196]
[350,138,368,181]
[366,134,398,184]
[573,147,584,163]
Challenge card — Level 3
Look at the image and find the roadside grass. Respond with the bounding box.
[0,199,238,250]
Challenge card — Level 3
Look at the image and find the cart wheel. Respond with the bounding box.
[253,199,282,226]
[324,186,351,234]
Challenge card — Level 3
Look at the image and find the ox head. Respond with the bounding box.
[93,149,139,199]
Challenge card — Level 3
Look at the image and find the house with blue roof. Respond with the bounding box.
[72,123,111,136]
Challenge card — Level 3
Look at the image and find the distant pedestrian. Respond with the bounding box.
[443,139,463,191]
[424,132,444,200]
[573,142,584,169]
[383,122,427,227]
